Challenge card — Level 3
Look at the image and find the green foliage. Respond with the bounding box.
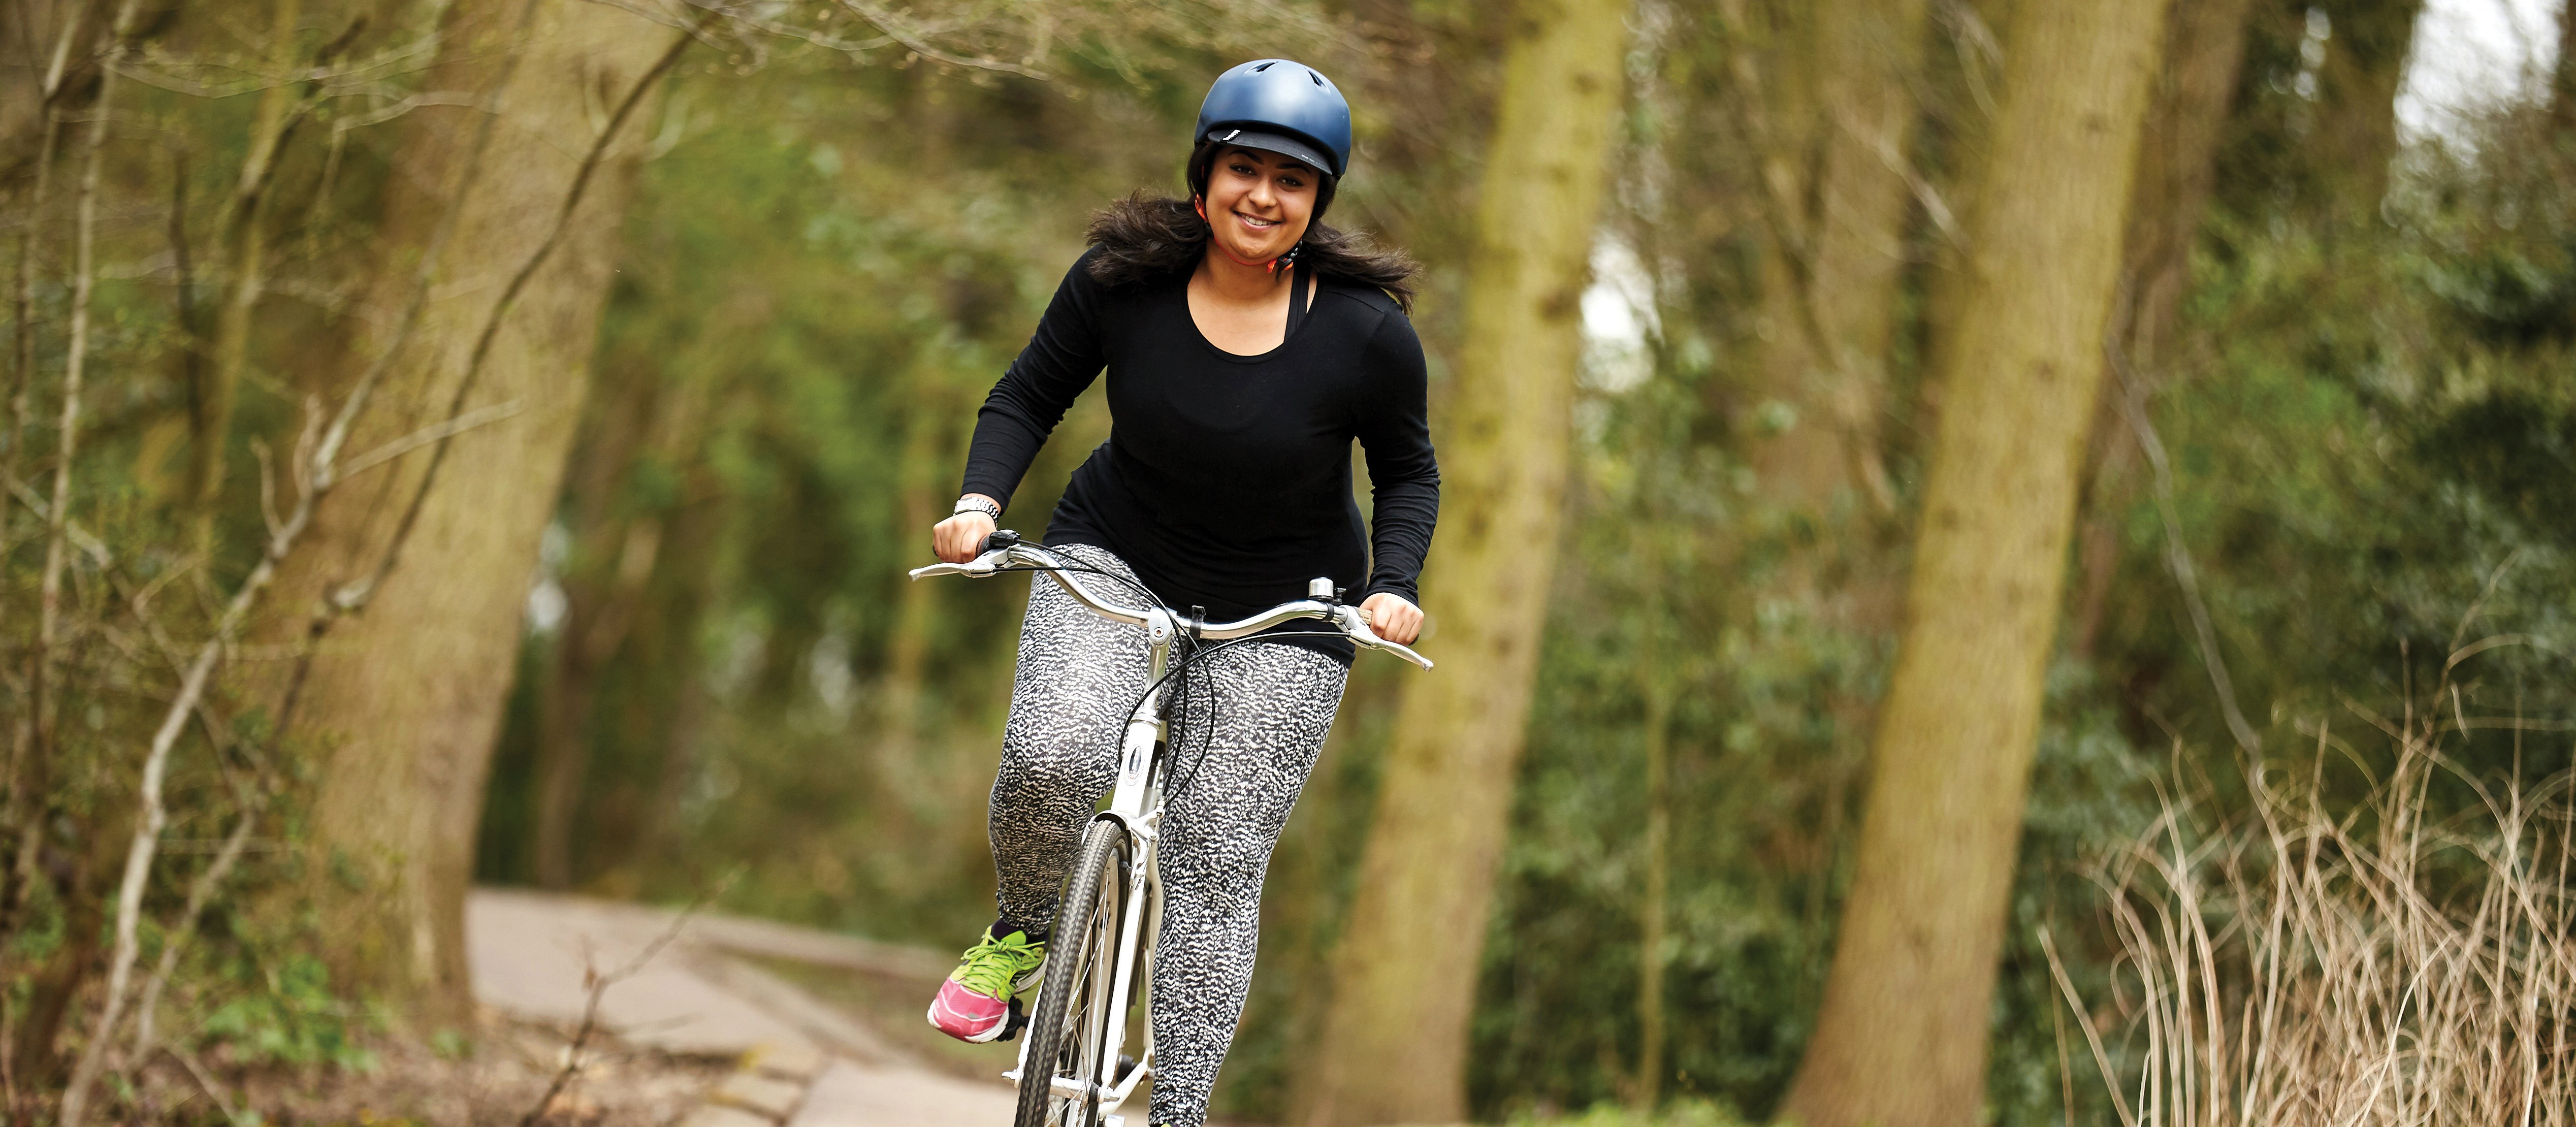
[427,1027,471,1060]
[195,953,379,1072]
[2097,115,2576,791]
[2414,391,2576,546]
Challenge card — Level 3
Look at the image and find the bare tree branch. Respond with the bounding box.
[5,98,66,534]
[10,0,141,951]
[158,1042,243,1125]
[50,2,154,1113]
[0,7,90,924]
[518,889,716,1127]
[335,399,525,482]
[40,0,98,100]
[2108,340,2262,757]
[4,474,114,568]
[654,0,1056,77]
[129,771,262,1064]
[828,0,1046,78]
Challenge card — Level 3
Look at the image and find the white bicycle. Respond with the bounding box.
[910,531,1432,1127]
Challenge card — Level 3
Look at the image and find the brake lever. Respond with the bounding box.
[907,547,1013,581]
[1336,606,1434,670]
[909,529,1035,581]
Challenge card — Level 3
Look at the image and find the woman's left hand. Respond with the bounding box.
[1358,592,1424,646]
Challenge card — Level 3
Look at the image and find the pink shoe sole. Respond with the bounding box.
[928,979,1027,1043]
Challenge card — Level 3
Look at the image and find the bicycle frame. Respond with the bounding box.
[1060,601,1178,1119]
[911,534,1430,1124]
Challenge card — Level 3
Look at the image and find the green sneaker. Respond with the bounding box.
[926,927,1047,1043]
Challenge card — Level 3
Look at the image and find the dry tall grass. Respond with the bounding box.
[2045,699,2576,1126]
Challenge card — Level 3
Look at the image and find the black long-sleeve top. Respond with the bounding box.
[960,249,1441,663]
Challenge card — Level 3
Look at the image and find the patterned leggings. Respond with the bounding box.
[986,544,1346,1127]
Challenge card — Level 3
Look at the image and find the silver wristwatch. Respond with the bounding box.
[952,496,1001,521]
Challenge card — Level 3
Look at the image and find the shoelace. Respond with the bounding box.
[953,932,1044,997]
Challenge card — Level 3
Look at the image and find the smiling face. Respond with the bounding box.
[1197,145,1320,265]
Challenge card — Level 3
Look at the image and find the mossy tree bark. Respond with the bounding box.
[2208,0,2422,228]
[2070,0,2260,657]
[266,0,685,1023]
[2309,0,2423,218]
[1777,1,2172,1124]
[0,0,97,178]
[1296,0,1632,1122]
[1736,0,1929,523]
[2557,0,2575,123]
[1629,548,1674,1106]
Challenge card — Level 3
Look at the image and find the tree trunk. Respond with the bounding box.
[1630,581,1672,1109]
[186,0,305,553]
[871,76,960,844]
[530,361,667,890]
[2555,0,2576,112]
[1740,0,1929,521]
[1296,1,1632,1121]
[529,351,723,891]
[2117,0,2260,378]
[1,97,65,942]
[0,0,92,180]
[10,0,131,943]
[871,353,952,861]
[267,0,684,1023]
[2070,0,2259,658]
[2555,0,2575,127]
[1778,1,2171,1123]
[8,834,103,1093]
[1722,0,1935,925]
[2312,0,2423,220]
[583,458,723,888]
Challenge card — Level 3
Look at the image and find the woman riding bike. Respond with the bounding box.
[923,59,1438,1126]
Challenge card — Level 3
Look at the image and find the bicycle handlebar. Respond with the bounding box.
[908,532,1434,670]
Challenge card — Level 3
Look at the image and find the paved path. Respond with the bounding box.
[798,1058,1023,1126]
[466,888,1016,1126]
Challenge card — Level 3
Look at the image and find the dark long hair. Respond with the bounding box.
[1083,140,1421,312]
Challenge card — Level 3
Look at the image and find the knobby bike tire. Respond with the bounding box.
[1016,820,1130,1127]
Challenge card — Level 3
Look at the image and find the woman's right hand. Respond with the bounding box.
[934,500,1000,563]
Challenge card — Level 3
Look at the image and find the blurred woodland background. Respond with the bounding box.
[6,0,2576,1122]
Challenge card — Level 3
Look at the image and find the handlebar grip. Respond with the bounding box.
[979,529,1022,555]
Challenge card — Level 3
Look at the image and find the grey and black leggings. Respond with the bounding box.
[987,544,1346,1127]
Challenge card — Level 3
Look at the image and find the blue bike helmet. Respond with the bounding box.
[1194,59,1353,179]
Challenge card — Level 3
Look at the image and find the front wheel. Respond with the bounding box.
[1016,820,1129,1127]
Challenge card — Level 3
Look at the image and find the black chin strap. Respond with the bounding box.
[1284,259,1311,341]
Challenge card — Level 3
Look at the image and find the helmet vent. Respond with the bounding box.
[1253,61,1275,71]
[1309,71,1323,85]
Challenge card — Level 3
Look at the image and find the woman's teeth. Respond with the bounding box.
[1237,213,1278,228]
